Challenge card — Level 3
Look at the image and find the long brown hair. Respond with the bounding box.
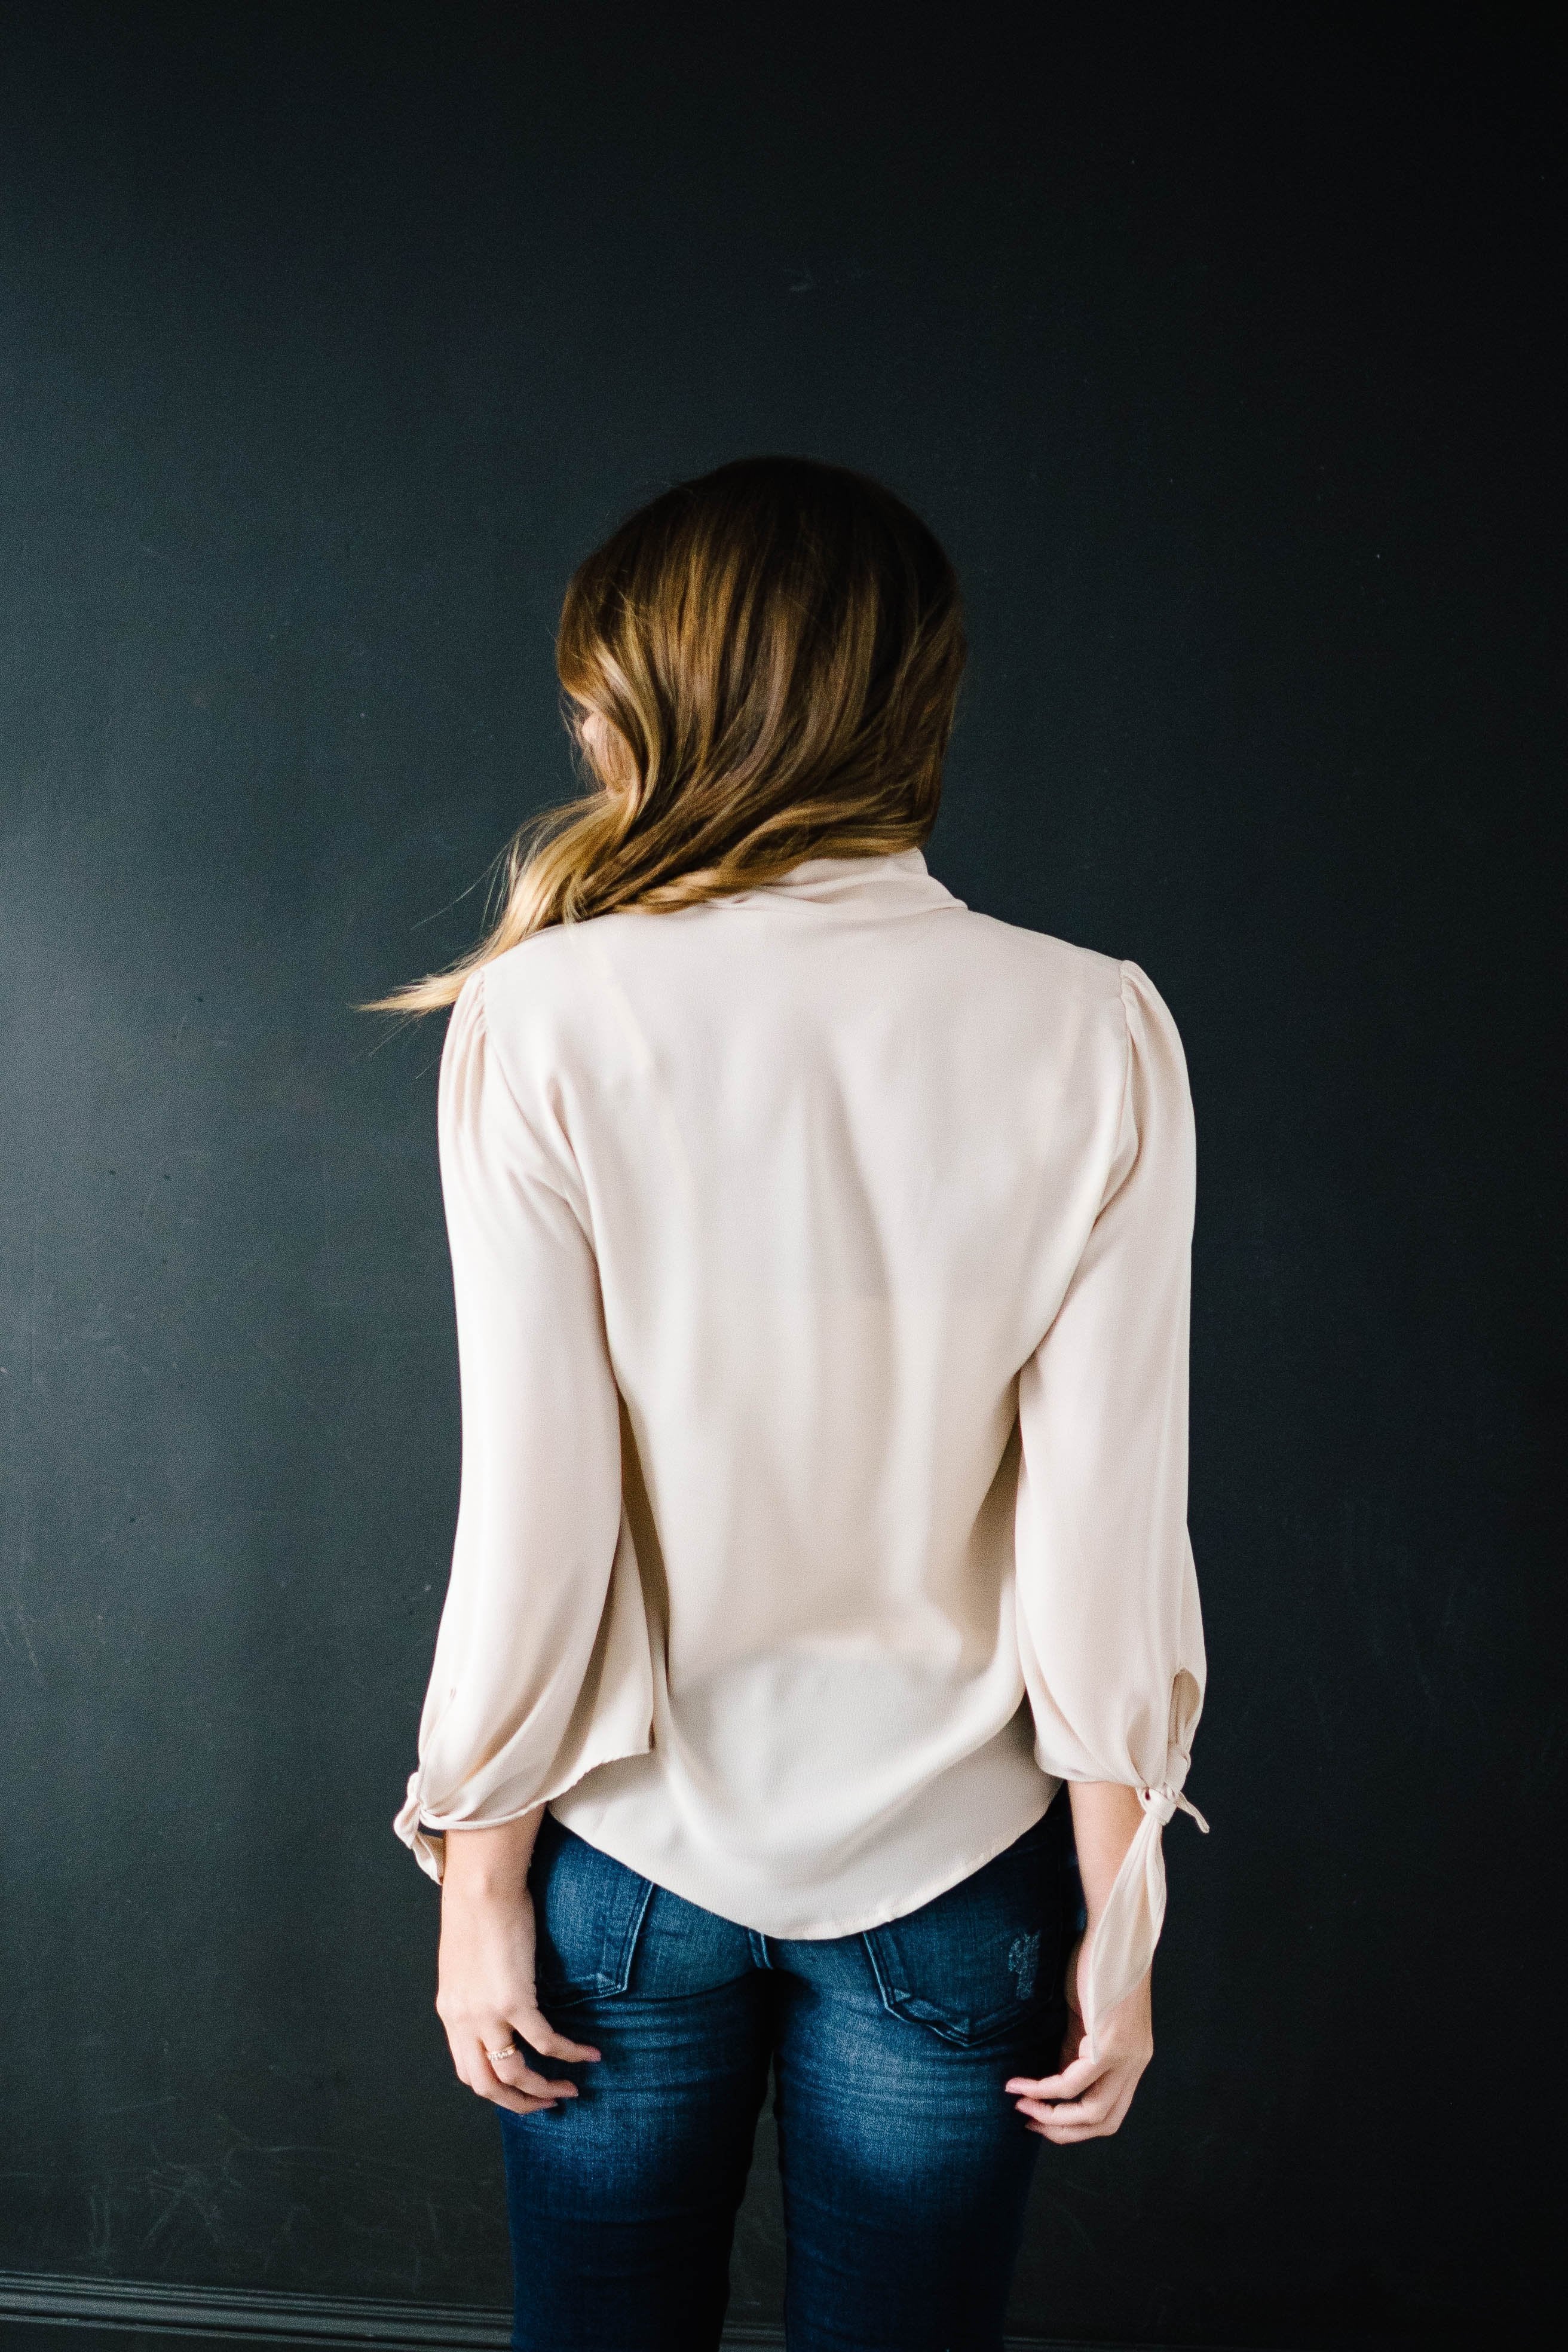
[360,456,966,1014]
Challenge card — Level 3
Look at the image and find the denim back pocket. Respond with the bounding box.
[529,1811,656,2007]
[861,1802,1071,2048]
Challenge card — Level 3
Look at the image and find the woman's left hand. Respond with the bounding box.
[436,1809,601,2117]
[1004,1933,1153,2142]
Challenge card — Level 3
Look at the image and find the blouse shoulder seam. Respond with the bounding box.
[1114,956,1137,1080]
[463,965,587,1214]
[1097,960,1139,1213]
[466,965,538,1129]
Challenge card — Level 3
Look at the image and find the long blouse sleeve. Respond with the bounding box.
[392,968,654,1884]
[1013,960,1208,2049]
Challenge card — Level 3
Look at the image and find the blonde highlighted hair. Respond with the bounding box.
[360,456,966,1014]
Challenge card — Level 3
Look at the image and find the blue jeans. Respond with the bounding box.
[500,1796,1077,2352]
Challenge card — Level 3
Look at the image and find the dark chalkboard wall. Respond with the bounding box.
[1,5,1558,2345]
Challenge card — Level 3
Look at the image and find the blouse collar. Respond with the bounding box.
[718,847,964,915]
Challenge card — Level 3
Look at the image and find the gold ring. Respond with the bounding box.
[485,2042,517,2063]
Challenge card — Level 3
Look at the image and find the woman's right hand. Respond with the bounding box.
[1006,1930,1154,2142]
[434,1813,602,2117]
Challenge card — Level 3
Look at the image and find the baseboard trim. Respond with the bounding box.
[0,2274,505,2347]
[0,2270,1119,2350]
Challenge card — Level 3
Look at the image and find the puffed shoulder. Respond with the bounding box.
[435,962,487,1091]
[455,921,612,1070]
[1117,962,1195,1125]
[1116,957,1191,1069]
[1101,958,1196,1223]
[436,959,581,1205]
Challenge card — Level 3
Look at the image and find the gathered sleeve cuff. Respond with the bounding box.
[1013,960,1208,2048]
[393,966,654,1886]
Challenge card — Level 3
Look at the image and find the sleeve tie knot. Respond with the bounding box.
[1138,1783,1209,1833]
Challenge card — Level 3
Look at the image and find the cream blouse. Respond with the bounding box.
[394,848,1206,2041]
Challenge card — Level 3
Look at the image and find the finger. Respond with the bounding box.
[513,2015,602,2063]
[1023,2094,1121,2135]
[454,2059,564,2117]
[1014,2088,1113,2128]
[494,2091,568,2117]
[479,2022,587,2097]
[485,2045,581,2102]
[478,2021,583,2098]
[1025,2117,1116,2142]
[438,2020,566,2111]
[478,2008,602,2066]
[1025,2078,1137,2140]
[1004,2053,1105,2100]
